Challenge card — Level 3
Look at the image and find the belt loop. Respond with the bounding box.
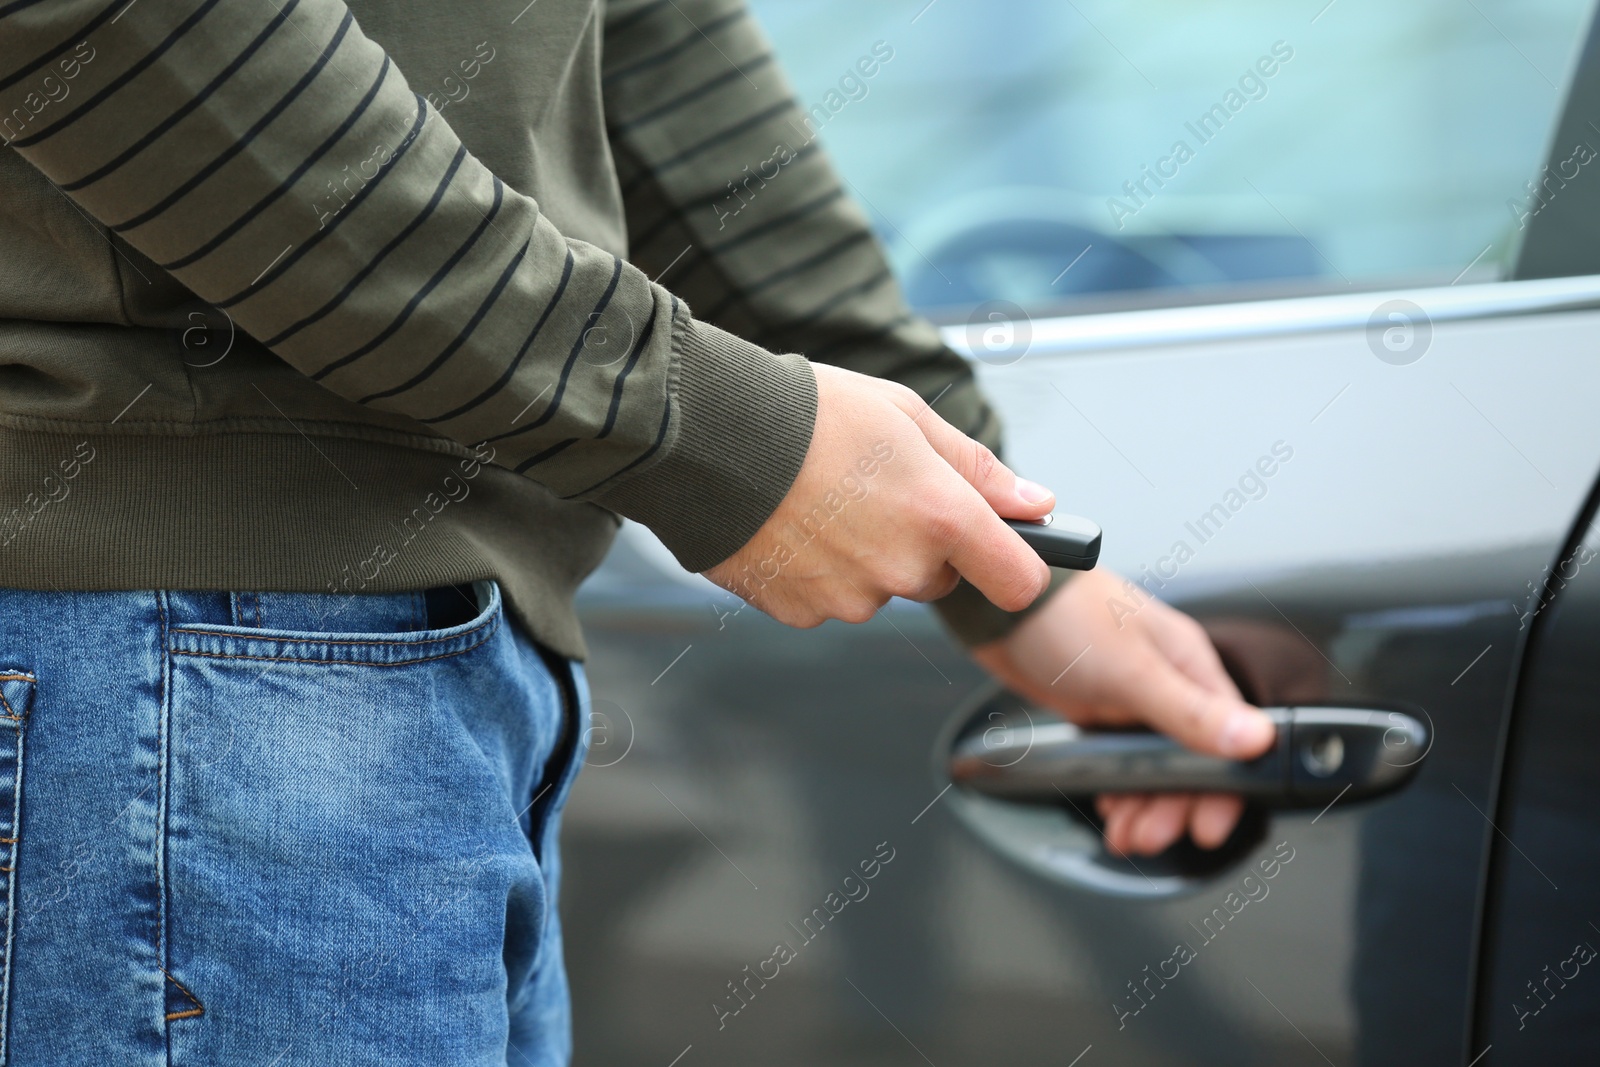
[161,591,235,628]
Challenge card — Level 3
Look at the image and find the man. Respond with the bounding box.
[0,0,1274,1062]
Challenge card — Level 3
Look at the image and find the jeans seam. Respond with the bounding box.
[157,591,176,1061]
[515,650,584,1001]
[0,672,36,1066]
[528,646,583,858]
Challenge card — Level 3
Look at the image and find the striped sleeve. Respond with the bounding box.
[0,0,817,574]
[602,0,1065,646]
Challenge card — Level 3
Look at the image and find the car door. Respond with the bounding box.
[563,3,1600,1064]
[1471,21,1600,1053]
[1472,476,1600,1062]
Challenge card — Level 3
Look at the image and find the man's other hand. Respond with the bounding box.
[971,568,1278,855]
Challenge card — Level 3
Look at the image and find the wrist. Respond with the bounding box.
[592,313,818,572]
[935,567,1074,649]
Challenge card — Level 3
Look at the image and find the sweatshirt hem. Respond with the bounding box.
[0,425,613,661]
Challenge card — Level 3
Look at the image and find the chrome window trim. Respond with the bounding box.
[940,274,1600,359]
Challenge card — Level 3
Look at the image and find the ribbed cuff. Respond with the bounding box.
[932,567,1076,648]
[593,312,818,573]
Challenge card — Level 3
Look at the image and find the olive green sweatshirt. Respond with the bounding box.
[0,0,1054,659]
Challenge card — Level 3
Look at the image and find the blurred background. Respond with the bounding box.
[749,0,1589,315]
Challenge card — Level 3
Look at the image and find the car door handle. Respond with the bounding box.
[949,706,1430,807]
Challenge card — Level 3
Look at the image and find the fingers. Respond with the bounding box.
[1192,794,1245,849]
[886,399,1050,611]
[1098,794,1145,855]
[1099,794,1190,856]
[846,565,958,612]
[902,564,961,604]
[1144,604,1243,701]
[1096,792,1246,855]
[895,392,1055,519]
[1127,795,1195,855]
[826,375,1050,612]
[941,510,1049,613]
[1116,645,1276,760]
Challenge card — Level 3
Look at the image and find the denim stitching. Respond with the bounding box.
[0,678,33,724]
[0,672,34,1065]
[169,609,498,648]
[156,592,176,1057]
[168,620,499,669]
[160,967,204,1022]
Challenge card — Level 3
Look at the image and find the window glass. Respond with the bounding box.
[747,0,1593,315]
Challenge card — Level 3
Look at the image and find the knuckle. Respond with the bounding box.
[879,563,945,602]
[882,574,923,601]
[839,601,877,625]
[879,380,922,415]
[1176,612,1212,646]
[993,585,1032,613]
[969,442,998,485]
[926,570,962,602]
[920,502,970,550]
[781,605,825,629]
[1173,690,1216,738]
[1104,658,1143,694]
[992,564,1046,611]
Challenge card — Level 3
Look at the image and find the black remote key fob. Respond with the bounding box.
[1005,514,1102,570]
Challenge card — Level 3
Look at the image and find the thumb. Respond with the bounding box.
[1121,650,1277,760]
[891,393,1055,519]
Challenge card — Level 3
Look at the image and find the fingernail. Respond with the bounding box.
[1219,708,1274,758]
[1016,478,1054,505]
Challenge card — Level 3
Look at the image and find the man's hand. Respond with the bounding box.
[704,364,1055,626]
[971,568,1278,856]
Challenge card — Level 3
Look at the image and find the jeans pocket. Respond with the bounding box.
[166,581,504,667]
[159,582,570,1063]
[0,671,35,1066]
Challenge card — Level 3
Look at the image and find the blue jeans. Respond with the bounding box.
[0,581,586,1066]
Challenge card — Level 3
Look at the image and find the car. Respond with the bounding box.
[561,2,1600,1063]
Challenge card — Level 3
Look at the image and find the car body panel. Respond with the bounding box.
[1475,485,1600,1058]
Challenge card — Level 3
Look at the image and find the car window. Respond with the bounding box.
[747,0,1594,317]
